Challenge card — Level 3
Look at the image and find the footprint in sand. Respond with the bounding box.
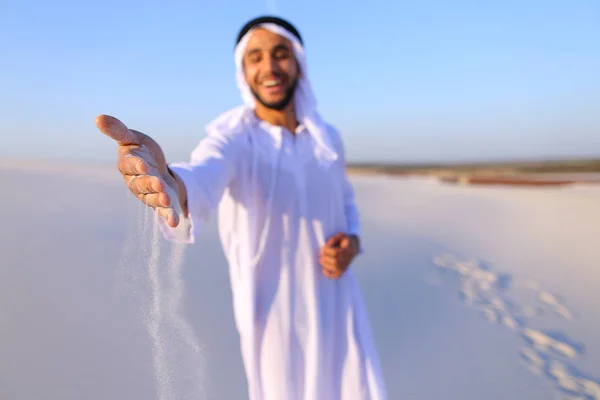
[522,328,583,359]
[523,280,574,320]
[431,253,599,400]
[432,254,522,330]
[520,347,600,400]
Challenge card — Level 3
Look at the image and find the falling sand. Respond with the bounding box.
[114,184,205,400]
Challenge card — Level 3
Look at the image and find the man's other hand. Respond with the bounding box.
[319,232,360,279]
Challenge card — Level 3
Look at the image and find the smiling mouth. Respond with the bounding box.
[261,78,283,88]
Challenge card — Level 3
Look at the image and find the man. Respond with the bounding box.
[96,16,387,400]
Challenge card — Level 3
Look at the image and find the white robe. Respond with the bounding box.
[158,109,387,400]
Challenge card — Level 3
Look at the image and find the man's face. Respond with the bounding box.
[242,28,300,111]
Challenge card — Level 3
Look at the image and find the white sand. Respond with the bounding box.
[1,161,598,400]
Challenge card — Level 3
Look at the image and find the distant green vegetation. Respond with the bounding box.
[347,158,600,175]
[515,159,600,173]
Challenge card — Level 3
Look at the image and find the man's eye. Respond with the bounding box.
[247,55,261,64]
[274,50,289,59]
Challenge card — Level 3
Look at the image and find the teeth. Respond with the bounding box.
[262,79,281,87]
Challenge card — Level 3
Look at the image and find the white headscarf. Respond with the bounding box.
[206,22,339,167]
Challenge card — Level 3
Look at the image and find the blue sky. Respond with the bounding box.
[1,0,599,164]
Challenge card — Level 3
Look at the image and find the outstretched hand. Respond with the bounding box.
[95,114,182,227]
[319,232,360,279]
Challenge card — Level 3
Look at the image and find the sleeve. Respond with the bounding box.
[328,125,363,250]
[156,132,240,244]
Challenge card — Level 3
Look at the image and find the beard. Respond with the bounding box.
[250,76,299,111]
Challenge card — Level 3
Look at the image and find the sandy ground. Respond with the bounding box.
[1,161,599,400]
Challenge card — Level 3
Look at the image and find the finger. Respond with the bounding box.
[156,206,178,227]
[322,254,351,272]
[320,253,339,265]
[322,247,339,257]
[320,258,338,273]
[119,155,149,176]
[326,232,346,248]
[96,114,143,146]
[117,143,154,163]
[137,192,170,208]
[319,256,338,271]
[322,267,341,279]
[322,248,353,264]
[339,237,351,249]
[127,175,166,195]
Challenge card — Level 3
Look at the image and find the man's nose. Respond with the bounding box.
[263,55,279,74]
